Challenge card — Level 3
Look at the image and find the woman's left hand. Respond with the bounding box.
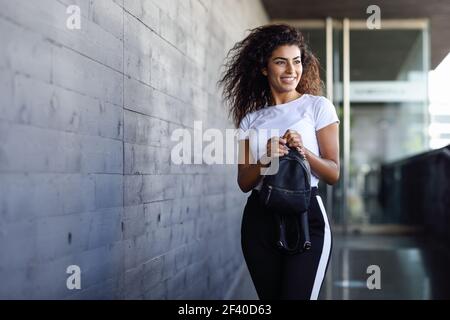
[282,129,306,157]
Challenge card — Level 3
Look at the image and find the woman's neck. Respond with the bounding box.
[269,91,302,106]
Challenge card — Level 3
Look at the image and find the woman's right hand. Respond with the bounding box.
[266,136,290,159]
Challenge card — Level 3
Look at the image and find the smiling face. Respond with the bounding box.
[262,45,303,94]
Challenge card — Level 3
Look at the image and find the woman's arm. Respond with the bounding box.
[237,139,266,193]
[237,137,289,193]
[303,123,340,185]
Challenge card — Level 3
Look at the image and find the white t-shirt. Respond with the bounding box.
[238,94,340,189]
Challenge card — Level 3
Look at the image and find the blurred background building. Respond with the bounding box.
[0,0,449,299]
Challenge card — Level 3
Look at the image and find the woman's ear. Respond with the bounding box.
[261,68,267,76]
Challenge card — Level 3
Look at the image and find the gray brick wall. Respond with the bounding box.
[0,0,268,299]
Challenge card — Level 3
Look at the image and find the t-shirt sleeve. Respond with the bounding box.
[237,113,251,140]
[314,97,340,131]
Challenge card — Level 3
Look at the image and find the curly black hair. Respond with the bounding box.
[217,24,323,128]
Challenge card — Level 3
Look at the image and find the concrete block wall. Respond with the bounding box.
[0,0,268,299]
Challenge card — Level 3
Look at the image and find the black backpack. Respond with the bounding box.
[259,146,312,254]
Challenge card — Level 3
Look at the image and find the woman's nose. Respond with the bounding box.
[286,62,294,73]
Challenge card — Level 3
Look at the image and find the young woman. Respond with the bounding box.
[218,24,340,300]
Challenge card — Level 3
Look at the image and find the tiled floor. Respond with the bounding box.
[230,234,450,300]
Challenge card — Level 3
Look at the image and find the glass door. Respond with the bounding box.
[342,20,429,230]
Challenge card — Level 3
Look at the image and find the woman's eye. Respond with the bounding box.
[295,60,301,64]
[275,61,284,65]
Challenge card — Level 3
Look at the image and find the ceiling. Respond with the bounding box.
[300,28,422,81]
[261,0,450,69]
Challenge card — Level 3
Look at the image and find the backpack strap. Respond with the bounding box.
[274,210,311,254]
[300,211,311,250]
[274,212,301,254]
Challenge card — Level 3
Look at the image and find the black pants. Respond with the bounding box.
[241,187,332,300]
